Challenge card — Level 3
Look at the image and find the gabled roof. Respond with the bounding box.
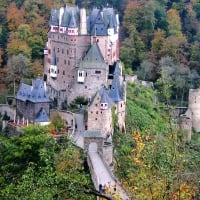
[16,78,50,103]
[35,108,50,122]
[78,42,107,69]
[109,73,123,102]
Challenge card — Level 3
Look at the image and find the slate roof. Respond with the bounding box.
[100,86,114,109]
[68,12,78,28]
[109,71,123,102]
[35,108,50,122]
[51,6,79,28]
[78,42,107,69]
[50,9,59,26]
[84,130,103,138]
[114,61,121,76]
[16,78,50,103]
[87,7,118,35]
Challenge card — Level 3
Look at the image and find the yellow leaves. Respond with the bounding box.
[132,131,145,152]
[172,182,199,200]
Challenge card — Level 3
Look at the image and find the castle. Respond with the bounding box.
[43,5,126,134]
[43,5,121,107]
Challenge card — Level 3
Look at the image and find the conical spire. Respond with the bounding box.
[68,11,77,28]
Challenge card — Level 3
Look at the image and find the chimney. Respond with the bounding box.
[80,8,87,35]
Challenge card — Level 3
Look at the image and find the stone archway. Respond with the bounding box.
[84,130,104,153]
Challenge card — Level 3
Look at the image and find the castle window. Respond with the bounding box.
[91,111,93,114]
[64,60,66,64]
[96,111,98,114]
[95,118,97,120]
[63,71,65,75]
[62,49,64,54]
[68,60,70,65]
[85,86,87,89]
[48,49,51,54]
[95,104,98,107]
[67,50,69,55]
[57,48,60,53]
[95,70,101,74]
[97,39,99,42]
[86,72,87,76]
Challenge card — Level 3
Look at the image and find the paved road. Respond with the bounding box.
[72,113,84,148]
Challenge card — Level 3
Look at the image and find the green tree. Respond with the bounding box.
[6,54,31,94]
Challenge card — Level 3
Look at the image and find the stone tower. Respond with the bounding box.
[87,86,114,139]
[188,89,200,132]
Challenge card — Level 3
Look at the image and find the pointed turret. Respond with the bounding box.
[50,9,59,32]
[59,8,69,33]
[109,71,123,102]
[100,86,114,110]
[68,12,78,36]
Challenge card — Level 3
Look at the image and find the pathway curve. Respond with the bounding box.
[72,113,84,148]
[66,111,129,199]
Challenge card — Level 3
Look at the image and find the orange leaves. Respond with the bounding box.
[6,3,25,31]
[172,182,199,200]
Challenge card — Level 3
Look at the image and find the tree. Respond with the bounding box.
[136,60,156,81]
[155,56,174,105]
[6,2,25,31]
[120,26,145,69]
[151,28,166,58]
[0,125,96,200]
[6,54,31,94]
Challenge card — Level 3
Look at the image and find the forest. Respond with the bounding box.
[0,0,200,199]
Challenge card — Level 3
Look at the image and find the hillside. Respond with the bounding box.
[113,83,200,199]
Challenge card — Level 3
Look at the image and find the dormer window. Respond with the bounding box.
[101,103,108,110]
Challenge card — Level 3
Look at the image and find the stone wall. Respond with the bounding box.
[0,104,15,119]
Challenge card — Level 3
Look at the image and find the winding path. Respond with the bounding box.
[69,112,129,199]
